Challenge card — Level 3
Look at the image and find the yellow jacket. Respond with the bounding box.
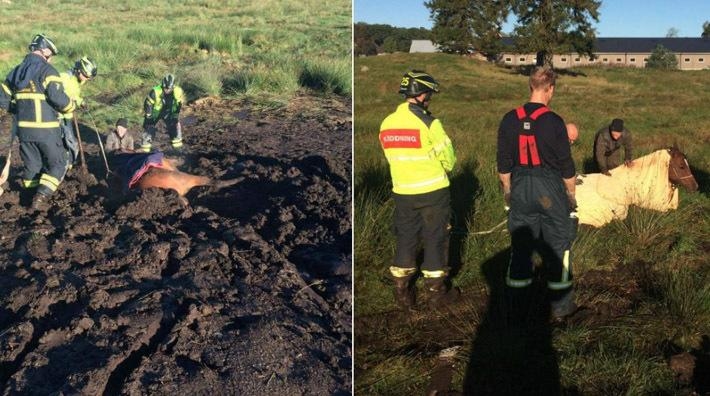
[379,102,456,195]
[58,71,84,120]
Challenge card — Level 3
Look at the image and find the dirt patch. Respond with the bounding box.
[0,94,351,394]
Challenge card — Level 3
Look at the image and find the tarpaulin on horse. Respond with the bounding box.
[110,152,165,190]
[576,150,678,227]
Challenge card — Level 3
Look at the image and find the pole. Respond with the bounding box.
[72,116,88,172]
[84,110,111,178]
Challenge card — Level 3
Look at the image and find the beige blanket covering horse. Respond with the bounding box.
[576,149,678,227]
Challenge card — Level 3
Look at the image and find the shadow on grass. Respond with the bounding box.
[462,245,574,395]
[355,162,391,205]
[448,159,479,279]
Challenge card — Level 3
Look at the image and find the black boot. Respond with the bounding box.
[550,289,577,323]
[423,277,460,308]
[31,193,50,211]
[393,274,416,309]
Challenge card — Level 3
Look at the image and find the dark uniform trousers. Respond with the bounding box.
[19,131,67,195]
[507,167,574,298]
[393,187,450,274]
[60,119,79,165]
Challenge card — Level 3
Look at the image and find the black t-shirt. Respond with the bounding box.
[496,102,575,179]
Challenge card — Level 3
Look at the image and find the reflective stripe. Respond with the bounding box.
[506,277,533,288]
[547,280,573,290]
[146,97,155,104]
[18,120,60,128]
[562,250,570,283]
[39,173,60,191]
[431,137,451,154]
[1,83,10,95]
[393,175,446,189]
[390,266,416,277]
[422,270,446,278]
[43,75,63,87]
[14,93,46,100]
[387,155,430,161]
[23,179,39,188]
[171,141,183,148]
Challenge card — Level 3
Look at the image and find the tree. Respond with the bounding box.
[646,44,678,70]
[702,21,710,38]
[425,0,476,54]
[512,0,601,67]
[354,23,377,56]
[426,0,511,58]
[666,27,679,37]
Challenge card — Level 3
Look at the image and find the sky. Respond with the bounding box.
[354,0,710,37]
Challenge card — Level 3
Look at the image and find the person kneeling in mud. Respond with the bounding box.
[106,123,241,204]
[105,118,134,154]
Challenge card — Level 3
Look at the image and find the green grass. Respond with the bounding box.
[0,0,351,131]
[355,53,710,394]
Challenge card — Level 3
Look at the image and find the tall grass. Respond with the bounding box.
[0,0,351,131]
[355,53,710,394]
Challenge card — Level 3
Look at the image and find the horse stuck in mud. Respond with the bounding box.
[576,146,699,227]
[110,151,243,204]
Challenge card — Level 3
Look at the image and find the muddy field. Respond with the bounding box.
[0,95,352,395]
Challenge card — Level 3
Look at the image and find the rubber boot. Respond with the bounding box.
[550,289,577,323]
[31,193,50,211]
[393,274,416,309]
[423,277,460,308]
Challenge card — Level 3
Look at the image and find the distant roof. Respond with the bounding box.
[501,37,710,53]
[409,40,439,53]
[595,38,710,53]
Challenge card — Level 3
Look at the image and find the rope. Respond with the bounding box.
[451,218,508,236]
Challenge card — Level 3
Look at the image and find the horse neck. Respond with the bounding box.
[621,150,677,209]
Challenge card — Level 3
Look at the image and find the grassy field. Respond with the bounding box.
[0,0,351,131]
[355,53,710,394]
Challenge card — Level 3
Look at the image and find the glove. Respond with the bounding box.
[601,170,611,176]
[624,160,634,167]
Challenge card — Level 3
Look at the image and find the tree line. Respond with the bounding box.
[355,23,431,56]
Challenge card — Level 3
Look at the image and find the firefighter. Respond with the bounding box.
[141,74,185,152]
[593,118,634,175]
[496,66,578,322]
[379,70,458,309]
[2,34,75,210]
[59,57,98,168]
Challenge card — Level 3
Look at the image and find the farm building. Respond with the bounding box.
[499,37,710,70]
[409,39,439,53]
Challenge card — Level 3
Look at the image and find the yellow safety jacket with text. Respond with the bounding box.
[379,102,456,195]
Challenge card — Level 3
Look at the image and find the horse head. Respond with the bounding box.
[667,146,699,192]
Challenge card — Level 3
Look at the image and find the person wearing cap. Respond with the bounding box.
[59,57,98,169]
[496,66,578,323]
[593,118,633,175]
[379,70,458,310]
[1,34,75,210]
[141,74,185,152]
[105,118,135,154]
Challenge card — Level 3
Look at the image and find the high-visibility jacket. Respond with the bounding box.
[58,71,85,120]
[144,85,185,121]
[3,53,74,140]
[379,102,456,195]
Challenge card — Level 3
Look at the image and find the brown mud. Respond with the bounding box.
[0,95,351,395]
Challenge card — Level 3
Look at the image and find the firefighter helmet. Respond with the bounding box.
[162,74,175,90]
[28,34,58,55]
[75,57,98,79]
[398,70,439,97]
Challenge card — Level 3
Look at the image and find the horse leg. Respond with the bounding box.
[210,177,245,191]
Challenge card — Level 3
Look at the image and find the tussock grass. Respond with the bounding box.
[0,0,350,132]
[355,53,710,394]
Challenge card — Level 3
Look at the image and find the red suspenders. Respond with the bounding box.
[515,106,549,167]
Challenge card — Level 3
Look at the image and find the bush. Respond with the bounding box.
[645,44,678,69]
